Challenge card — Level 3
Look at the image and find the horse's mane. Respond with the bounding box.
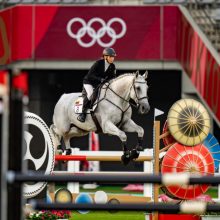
[109,72,135,83]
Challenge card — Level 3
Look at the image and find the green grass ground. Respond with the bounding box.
[80,185,143,194]
[70,211,146,220]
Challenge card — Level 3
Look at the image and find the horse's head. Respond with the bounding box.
[130,70,150,114]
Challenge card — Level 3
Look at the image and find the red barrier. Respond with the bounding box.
[55,155,86,161]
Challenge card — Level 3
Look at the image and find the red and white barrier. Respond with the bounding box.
[55,148,166,200]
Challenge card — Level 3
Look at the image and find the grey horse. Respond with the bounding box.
[50,71,150,165]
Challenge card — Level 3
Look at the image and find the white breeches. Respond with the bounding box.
[83,84,94,100]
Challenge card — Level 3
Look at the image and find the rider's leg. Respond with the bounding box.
[77,84,94,123]
[77,96,90,122]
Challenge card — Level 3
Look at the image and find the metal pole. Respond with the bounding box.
[30,201,220,214]
[7,69,25,220]
[7,172,220,184]
[0,72,9,220]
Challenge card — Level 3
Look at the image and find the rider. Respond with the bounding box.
[77,47,117,123]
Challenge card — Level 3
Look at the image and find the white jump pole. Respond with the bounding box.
[144,148,153,199]
[67,148,80,193]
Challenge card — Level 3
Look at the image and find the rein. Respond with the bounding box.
[91,75,148,129]
[104,79,148,109]
[93,75,148,113]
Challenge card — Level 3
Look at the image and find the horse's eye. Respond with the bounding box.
[136,86,140,91]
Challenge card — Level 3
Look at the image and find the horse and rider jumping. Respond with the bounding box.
[50,48,150,165]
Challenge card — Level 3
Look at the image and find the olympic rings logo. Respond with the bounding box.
[66,17,127,48]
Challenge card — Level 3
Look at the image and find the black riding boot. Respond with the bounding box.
[77,97,90,123]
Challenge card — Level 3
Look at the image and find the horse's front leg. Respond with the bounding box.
[102,120,131,165]
[121,118,144,160]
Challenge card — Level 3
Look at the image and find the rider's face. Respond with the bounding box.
[106,56,115,64]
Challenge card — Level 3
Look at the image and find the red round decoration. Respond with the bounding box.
[162,120,176,146]
[161,142,215,200]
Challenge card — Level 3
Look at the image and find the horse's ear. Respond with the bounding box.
[135,70,139,77]
[143,70,148,79]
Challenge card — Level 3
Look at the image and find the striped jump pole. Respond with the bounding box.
[55,154,153,162]
[30,200,220,214]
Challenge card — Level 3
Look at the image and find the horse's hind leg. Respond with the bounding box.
[62,136,72,155]
[50,124,62,151]
[63,126,89,155]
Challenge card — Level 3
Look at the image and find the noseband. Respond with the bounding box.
[131,80,148,106]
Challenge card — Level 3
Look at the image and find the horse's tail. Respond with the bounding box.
[49,124,62,149]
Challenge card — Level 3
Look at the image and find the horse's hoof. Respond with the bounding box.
[57,145,63,151]
[130,149,140,160]
[136,146,143,152]
[61,148,72,163]
[65,148,72,155]
[56,145,64,155]
[121,152,131,166]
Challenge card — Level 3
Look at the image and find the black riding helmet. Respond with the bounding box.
[103,48,117,57]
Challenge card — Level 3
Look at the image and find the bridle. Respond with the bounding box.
[98,76,148,110]
[131,80,149,107]
[92,75,148,127]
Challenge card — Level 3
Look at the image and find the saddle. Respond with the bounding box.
[74,88,100,114]
[74,82,110,132]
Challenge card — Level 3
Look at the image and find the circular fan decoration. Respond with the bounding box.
[161,142,215,200]
[162,120,176,146]
[167,99,210,146]
[203,133,220,172]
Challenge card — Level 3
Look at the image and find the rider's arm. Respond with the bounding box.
[106,63,117,80]
[87,61,102,83]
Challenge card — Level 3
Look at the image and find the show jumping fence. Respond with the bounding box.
[55,153,153,161]
[55,148,164,199]
[54,148,220,202]
[7,171,220,215]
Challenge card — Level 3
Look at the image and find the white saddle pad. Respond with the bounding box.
[74,97,83,113]
[74,97,97,114]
